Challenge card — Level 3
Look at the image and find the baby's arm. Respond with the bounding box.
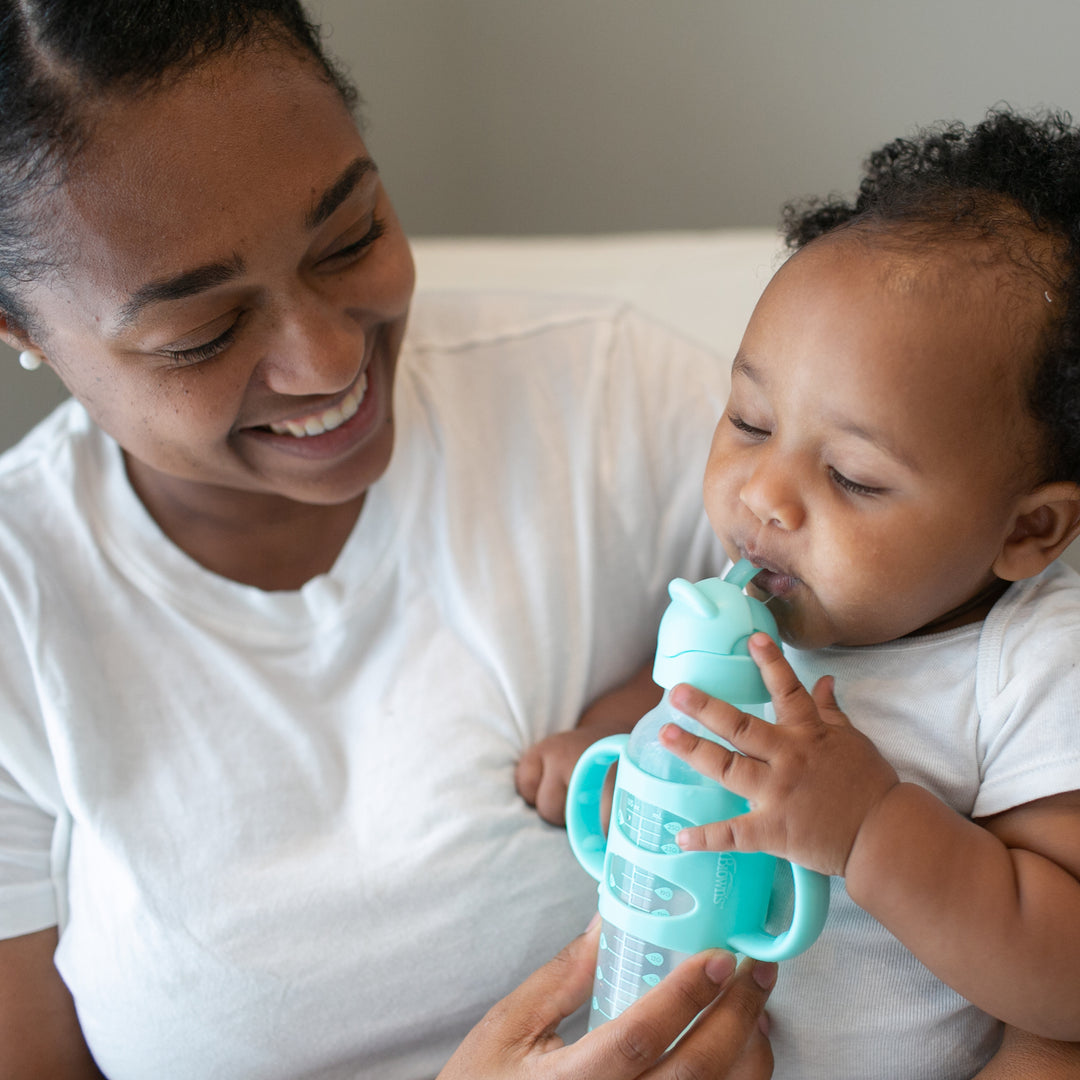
[659,633,1080,1040]
[975,1026,1080,1078]
[516,663,661,825]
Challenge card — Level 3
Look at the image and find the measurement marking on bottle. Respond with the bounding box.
[591,922,690,1026]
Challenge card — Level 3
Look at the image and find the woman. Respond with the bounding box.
[0,1,773,1076]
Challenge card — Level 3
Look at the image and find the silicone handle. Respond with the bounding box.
[726,863,830,960]
[565,734,628,881]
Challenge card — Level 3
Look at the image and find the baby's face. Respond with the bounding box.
[704,232,1047,649]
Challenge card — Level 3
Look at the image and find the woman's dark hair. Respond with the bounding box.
[0,0,357,335]
[781,108,1080,485]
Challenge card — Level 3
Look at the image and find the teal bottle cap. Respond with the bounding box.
[651,560,780,704]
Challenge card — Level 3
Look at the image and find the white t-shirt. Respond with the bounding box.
[0,293,728,1079]
[765,562,1080,1080]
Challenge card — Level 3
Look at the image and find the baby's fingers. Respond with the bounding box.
[514,747,543,805]
[658,718,766,797]
[666,683,777,759]
[747,634,820,725]
[674,813,763,854]
[533,767,570,826]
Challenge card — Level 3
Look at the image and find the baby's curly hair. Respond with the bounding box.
[781,108,1080,485]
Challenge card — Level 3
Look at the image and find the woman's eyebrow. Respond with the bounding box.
[305,156,377,230]
[115,254,246,329]
[112,158,378,332]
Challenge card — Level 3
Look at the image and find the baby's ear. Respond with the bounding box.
[993,482,1080,581]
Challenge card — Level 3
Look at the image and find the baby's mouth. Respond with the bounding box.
[742,556,801,600]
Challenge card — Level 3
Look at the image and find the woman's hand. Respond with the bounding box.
[438,920,776,1080]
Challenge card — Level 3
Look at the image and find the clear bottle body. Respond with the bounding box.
[588,693,728,1029]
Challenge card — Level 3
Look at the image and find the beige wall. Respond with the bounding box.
[2,1,1079,571]
[307,0,1080,236]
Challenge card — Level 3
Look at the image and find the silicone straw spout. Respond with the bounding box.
[724,558,759,589]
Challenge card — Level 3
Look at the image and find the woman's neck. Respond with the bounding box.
[124,455,364,590]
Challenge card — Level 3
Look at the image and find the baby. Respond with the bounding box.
[517,108,1080,1079]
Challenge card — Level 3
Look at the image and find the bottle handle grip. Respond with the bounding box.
[565,734,627,881]
[726,863,830,961]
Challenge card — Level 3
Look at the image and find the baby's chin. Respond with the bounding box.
[769,603,864,651]
[759,601,822,651]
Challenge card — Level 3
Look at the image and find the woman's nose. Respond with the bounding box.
[739,456,806,531]
[257,293,364,397]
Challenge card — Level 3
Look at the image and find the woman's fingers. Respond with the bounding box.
[651,957,776,1080]
[564,951,776,1080]
[504,919,599,1035]
[438,930,777,1080]
[436,922,601,1079]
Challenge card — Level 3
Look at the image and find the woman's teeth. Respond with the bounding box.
[268,372,368,437]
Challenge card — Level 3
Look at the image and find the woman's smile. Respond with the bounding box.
[241,358,386,463]
[264,369,368,438]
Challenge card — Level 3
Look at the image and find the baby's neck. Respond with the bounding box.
[900,577,1012,639]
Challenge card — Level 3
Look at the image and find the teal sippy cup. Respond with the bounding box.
[565,560,829,1029]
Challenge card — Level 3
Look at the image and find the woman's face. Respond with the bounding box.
[18,42,414,513]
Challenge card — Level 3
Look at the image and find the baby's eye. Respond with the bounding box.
[728,413,769,439]
[829,466,883,497]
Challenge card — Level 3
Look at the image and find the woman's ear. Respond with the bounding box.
[993,482,1080,581]
[0,311,33,354]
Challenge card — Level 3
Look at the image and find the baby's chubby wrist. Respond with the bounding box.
[843,781,930,906]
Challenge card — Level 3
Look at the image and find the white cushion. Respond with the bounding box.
[411,229,787,361]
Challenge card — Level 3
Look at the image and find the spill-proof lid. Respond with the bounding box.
[651,559,780,703]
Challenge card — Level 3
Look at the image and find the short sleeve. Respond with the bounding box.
[0,761,58,936]
[0,553,63,938]
[974,566,1080,819]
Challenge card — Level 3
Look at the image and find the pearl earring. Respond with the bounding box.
[18,349,44,371]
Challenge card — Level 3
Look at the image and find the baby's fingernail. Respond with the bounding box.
[675,828,700,851]
[753,960,778,989]
[758,1011,771,1035]
[669,683,703,711]
[705,951,737,984]
[586,912,602,933]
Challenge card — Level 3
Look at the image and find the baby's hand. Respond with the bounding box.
[659,633,900,877]
[516,730,609,826]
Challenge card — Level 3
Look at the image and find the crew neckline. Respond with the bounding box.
[88,388,422,643]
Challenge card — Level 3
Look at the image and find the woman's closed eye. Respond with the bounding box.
[159,317,243,366]
[319,217,386,269]
[154,219,387,367]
